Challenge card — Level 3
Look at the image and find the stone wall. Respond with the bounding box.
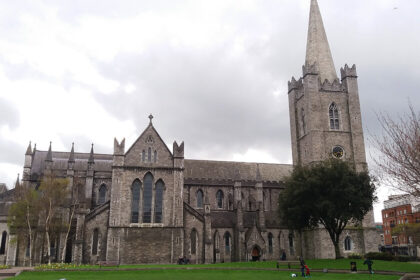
[83,207,109,264]
[118,227,182,264]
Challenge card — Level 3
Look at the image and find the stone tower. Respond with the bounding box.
[288,0,367,173]
[288,0,377,258]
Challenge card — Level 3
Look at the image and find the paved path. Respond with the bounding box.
[0,267,33,279]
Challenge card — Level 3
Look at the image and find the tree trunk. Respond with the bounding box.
[333,240,341,259]
[45,200,52,265]
[26,204,33,267]
[61,204,76,263]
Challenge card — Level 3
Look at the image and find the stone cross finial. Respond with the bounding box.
[148,114,154,124]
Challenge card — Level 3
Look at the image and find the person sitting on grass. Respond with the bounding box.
[304,264,311,278]
[363,258,373,274]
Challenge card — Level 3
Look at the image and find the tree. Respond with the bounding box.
[8,185,41,266]
[278,159,376,259]
[38,175,69,264]
[60,178,82,263]
[371,104,420,197]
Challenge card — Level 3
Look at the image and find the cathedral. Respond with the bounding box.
[0,0,379,266]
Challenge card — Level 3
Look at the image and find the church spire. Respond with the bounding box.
[305,0,338,82]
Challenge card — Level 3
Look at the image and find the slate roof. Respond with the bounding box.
[210,211,236,228]
[0,189,15,216]
[184,160,292,183]
[0,184,7,194]
[30,150,292,184]
[30,150,113,177]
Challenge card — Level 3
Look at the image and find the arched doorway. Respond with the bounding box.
[251,246,260,261]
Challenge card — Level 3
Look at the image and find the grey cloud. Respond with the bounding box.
[0,138,24,165]
[0,97,20,128]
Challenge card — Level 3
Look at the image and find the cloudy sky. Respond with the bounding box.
[0,0,419,221]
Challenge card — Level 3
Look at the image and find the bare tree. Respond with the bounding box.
[60,178,82,263]
[8,185,41,267]
[38,175,69,264]
[371,104,420,197]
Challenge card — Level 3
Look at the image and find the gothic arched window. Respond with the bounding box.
[196,190,203,208]
[268,232,273,254]
[98,184,106,205]
[142,150,146,162]
[92,228,99,255]
[0,231,7,255]
[224,232,231,254]
[344,236,352,251]
[154,150,157,163]
[216,190,224,209]
[143,173,153,223]
[289,232,294,256]
[154,180,164,223]
[191,229,197,254]
[131,180,141,223]
[214,231,220,249]
[329,103,340,130]
[301,108,306,135]
[148,147,152,162]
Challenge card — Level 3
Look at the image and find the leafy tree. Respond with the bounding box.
[392,223,420,245]
[38,175,69,264]
[371,104,420,197]
[8,185,41,266]
[278,159,376,259]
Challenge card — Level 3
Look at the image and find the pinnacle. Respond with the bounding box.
[68,143,75,163]
[46,142,53,162]
[25,141,32,155]
[305,0,338,82]
[88,143,95,164]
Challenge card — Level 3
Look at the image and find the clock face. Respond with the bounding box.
[332,146,344,159]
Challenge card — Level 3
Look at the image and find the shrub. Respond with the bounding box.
[394,255,415,262]
[347,253,362,259]
[364,252,394,261]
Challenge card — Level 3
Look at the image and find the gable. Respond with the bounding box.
[124,124,173,167]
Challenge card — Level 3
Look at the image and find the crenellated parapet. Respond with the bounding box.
[173,141,184,158]
[302,62,319,77]
[320,78,344,92]
[340,64,357,80]
[113,138,125,155]
[288,77,303,93]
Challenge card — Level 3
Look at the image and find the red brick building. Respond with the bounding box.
[382,195,420,257]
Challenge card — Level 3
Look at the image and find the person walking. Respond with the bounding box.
[363,258,373,274]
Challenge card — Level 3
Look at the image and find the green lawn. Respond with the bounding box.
[33,259,420,273]
[14,270,402,280]
[116,259,420,273]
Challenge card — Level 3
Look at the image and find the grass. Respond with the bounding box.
[14,269,402,280]
[32,259,420,273]
[115,259,420,273]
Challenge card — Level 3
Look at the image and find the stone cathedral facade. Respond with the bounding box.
[0,0,379,265]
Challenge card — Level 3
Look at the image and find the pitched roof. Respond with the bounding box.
[30,150,113,177]
[184,160,292,183]
[305,0,337,82]
[210,211,236,228]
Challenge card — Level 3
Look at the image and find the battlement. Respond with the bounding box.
[302,62,319,77]
[320,78,344,92]
[288,77,303,93]
[173,141,184,158]
[340,64,357,80]
[113,138,125,155]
